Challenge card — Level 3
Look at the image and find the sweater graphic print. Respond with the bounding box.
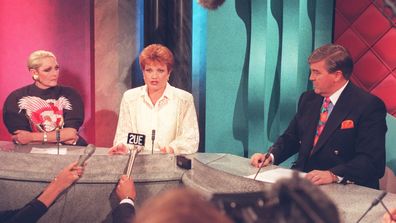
[18,96,72,132]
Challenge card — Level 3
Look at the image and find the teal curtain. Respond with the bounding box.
[201,0,334,159]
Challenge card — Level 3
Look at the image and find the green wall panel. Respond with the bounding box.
[205,0,249,155]
[205,0,334,158]
[386,115,396,173]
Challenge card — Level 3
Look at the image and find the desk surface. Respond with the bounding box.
[1,141,395,223]
[186,153,396,223]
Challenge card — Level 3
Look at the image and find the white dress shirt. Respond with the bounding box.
[113,83,199,154]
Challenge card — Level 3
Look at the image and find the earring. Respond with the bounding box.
[33,75,39,80]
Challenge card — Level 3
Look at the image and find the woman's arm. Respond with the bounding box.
[12,128,78,145]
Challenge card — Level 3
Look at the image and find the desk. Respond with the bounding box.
[0,142,182,223]
[1,142,395,223]
[184,153,396,223]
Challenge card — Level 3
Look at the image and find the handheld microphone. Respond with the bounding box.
[356,191,387,223]
[125,133,146,178]
[151,130,156,154]
[77,144,96,166]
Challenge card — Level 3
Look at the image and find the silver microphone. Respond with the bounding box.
[77,144,96,166]
[125,133,146,178]
[125,146,143,178]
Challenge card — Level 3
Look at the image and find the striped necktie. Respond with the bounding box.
[313,97,331,146]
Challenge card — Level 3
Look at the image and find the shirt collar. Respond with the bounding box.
[328,81,349,105]
[140,83,173,101]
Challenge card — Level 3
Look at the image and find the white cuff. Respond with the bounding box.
[120,198,134,206]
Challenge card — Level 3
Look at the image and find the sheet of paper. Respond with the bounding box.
[31,147,67,155]
[246,168,306,183]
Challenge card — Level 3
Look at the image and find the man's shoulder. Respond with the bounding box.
[299,89,319,102]
[347,83,385,105]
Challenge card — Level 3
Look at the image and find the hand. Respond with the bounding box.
[53,161,84,191]
[12,130,33,144]
[160,146,174,154]
[250,153,272,168]
[382,208,396,223]
[64,135,79,145]
[305,170,335,185]
[108,144,128,155]
[116,175,136,201]
[37,161,84,207]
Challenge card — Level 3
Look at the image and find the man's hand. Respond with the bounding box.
[305,170,335,185]
[250,153,272,168]
[116,175,136,202]
[12,130,33,144]
[108,144,129,155]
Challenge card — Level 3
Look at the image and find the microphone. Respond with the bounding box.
[151,130,156,154]
[356,191,387,223]
[125,133,146,178]
[56,129,60,154]
[125,147,143,178]
[77,144,96,166]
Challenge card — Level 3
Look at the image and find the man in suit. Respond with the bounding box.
[251,44,387,189]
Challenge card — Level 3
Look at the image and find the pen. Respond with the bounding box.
[253,146,273,180]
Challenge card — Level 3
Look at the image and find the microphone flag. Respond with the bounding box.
[127,133,146,146]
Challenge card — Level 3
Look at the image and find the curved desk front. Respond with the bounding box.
[0,142,395,223]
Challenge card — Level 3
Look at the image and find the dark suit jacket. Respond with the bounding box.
[272,82,387,189]
[112,203,135,223]
[0,199,47,223]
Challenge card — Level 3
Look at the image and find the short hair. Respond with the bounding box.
[134,187,234,223]
[198,0,226,10]
[308,44,353,79]
[27,50,56,70]
[271,173,340,223]
[139,44,174,72]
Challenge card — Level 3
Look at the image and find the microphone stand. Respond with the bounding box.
[151,130,155,155]
[356,191,387,223]
[56,129,60,155]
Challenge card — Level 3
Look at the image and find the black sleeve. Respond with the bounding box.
[271,93,306,164]
[2,90,31,134]
[112,203,136,223]
[0,199,48,223]
[62,87,85,130]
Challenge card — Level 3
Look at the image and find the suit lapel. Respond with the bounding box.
[300,95,323,157]
[311,83,354,155]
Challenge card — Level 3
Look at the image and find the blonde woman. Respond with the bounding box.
[3,50,86,146]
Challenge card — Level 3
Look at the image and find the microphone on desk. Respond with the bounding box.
[77,144,96,166]
[151,129,156,154]
[125,133,146,178]
[356,191,387,223]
